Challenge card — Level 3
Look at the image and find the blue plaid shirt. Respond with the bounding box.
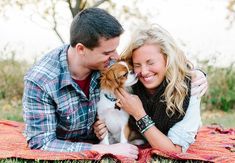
[23,45,100,152]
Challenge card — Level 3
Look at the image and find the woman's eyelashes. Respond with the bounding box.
[133,64,141,68]
[133,60,156,68]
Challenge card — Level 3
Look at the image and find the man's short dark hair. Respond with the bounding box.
[70,7,124,49]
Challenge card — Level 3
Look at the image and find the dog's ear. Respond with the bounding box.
[100,69,108,76]
[100,69,120,91]
[120,55,133,71]
[118,58,133,72]
[119,55,126,62]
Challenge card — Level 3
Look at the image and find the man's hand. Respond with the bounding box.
[93,119,107,140]
[191,69,208,97]
[91,143,139,159]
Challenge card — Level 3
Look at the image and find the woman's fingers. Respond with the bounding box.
[115,88,124,99]
[115,88,133,101]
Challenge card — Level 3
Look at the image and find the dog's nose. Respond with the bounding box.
[135,72,141,77]
[129,70,134,74]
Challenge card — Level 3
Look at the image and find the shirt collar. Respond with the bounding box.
[59,45,73,89]
[59,45,101,91]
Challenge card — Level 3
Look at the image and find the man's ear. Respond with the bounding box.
[75,43,86,54]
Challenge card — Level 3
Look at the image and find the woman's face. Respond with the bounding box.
[132,44,167,93]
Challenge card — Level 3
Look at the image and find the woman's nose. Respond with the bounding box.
[140,66,148,76]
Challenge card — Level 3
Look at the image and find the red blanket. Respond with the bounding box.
[0,120,234,162]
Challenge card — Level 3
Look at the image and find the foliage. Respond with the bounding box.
[227,0,235,28]
[200,60,235,112]
[0,48,28,121]
[0,58,27,101]
[0,0,111,43]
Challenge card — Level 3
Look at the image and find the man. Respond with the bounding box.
[23,7,139,159]
[23,7,207,159]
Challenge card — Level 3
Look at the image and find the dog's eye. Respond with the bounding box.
[117,72,128,79]
[122,72,128,78]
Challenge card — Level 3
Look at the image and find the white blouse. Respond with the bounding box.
[167,96,202,152]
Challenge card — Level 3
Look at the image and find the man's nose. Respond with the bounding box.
[110,51,120,60]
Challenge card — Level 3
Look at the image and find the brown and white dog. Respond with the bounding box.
[97,61,138,144]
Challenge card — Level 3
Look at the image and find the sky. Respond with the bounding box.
[0,0,234,67]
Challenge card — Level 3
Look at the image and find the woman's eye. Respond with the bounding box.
[148,61,154,65]
[133,65,140,68]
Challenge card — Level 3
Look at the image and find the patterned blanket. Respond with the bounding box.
[0,120,234,162]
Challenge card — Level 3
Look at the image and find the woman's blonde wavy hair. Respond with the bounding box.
[121,24,193,117]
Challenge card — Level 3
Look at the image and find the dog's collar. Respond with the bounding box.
[104,93,117,102]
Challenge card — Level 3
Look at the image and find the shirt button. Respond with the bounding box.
[67,116,70,120]
[87,126,90,130]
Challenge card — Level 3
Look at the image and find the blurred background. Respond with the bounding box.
[0,0,234,127]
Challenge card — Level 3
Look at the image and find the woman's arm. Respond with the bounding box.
[167,96,201,152]
[142,105,201,153]
[115,88,183,153]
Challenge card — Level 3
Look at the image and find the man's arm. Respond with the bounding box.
[23,80,92,152]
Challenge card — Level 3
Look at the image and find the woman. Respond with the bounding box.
[94,24,206,153]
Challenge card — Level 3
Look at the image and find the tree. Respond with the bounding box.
[0,0,148,43]
[227,0,235,29]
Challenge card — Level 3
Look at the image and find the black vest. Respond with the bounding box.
[129,77,191,135]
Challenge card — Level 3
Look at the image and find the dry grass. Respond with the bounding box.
[202,109,235,128]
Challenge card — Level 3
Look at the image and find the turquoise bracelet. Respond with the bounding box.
[136,115,155,134]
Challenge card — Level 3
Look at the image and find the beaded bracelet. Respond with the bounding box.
[136,115,155,134]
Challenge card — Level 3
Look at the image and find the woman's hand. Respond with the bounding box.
[115,88,146,120]
[93,119,107,140]
[191,69,208,97]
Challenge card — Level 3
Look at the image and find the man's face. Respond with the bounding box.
[83,37,120,71]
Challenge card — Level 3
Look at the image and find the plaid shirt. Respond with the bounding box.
[23,45,100,152]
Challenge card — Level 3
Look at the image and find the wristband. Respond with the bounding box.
[136,115,155,134]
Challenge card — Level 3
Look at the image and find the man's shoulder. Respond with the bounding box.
[24,44,69,86]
